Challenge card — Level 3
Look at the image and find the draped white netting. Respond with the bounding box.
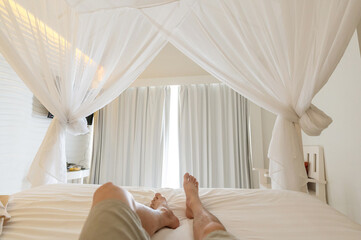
[168,0,361,191]
[0,0,360,191]
[0,0,182,186]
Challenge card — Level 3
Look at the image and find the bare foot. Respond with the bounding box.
[150,193,180,229]
[183,173,202,219]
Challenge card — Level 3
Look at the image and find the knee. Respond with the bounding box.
[93,182,118,198]
[92,183,135,210]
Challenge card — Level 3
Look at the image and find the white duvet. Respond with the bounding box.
[1,184,361,240]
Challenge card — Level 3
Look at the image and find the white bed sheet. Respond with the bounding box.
[1,184,361,240]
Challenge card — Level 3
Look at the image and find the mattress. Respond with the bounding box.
[1,184,361,240]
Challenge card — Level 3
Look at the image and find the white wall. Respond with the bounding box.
[248,104,276,187]
[260,109,276,169]
[358,22,361,56]
[0,54,50,194]
[132,75,219,87]
[302,32,361,224]
[0,54,92,194]
[248,102,265,188]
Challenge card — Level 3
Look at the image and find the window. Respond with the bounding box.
[162,85,180,188]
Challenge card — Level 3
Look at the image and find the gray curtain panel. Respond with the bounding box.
[178,84,252,188]
[90,86,170,187]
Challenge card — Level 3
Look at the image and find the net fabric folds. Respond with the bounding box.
[168,0,361,191]
[0,0,180,186]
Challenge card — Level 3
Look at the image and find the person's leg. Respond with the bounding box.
[91,182,179,236]
[183,173,227,240]
[135,193,180,235]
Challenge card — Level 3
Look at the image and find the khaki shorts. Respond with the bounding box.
[80,199,239,240]
[79,199,150,240]
[204,230,239,240]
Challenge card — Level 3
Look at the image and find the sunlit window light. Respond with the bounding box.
[0,0,104,88]
[161,85,180,188]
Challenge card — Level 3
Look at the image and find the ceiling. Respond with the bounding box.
[138,43,208,79]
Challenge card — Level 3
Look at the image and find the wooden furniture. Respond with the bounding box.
[253,145,327,203]
[67,169,90,184]
[303,145,327,203]
[253,168,271,189]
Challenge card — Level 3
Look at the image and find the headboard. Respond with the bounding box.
[303,145,326,183]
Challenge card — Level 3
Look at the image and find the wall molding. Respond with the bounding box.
[131,74,220,87]
[357,21,361,57]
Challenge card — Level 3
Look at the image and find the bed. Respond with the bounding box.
[1,184,361,240]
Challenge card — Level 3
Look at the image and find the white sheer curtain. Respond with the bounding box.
[178,84,251,188]
[0,0,175,186]
[90,86,170,187]
[169,0,361,191]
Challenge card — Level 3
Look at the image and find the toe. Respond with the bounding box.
[190,175,195,183]
[184,173,190,181]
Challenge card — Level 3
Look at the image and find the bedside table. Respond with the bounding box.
[67,169,90,184]
[253,145,327,203]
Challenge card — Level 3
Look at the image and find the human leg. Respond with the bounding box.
[80,182,179,240]
[135,193,180,235]
[183,173,237,240]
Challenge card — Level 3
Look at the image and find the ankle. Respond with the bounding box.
[158,208,178,229]
[159,207,169,217]
[188,198,202,212]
